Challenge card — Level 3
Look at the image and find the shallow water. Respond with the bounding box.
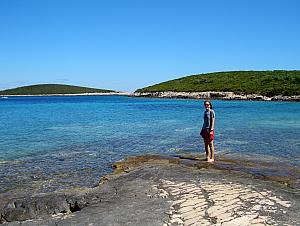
[0,96,299,197]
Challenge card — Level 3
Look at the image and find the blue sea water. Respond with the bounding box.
[0,96,299,196]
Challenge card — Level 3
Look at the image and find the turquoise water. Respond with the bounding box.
[0,96,300,195]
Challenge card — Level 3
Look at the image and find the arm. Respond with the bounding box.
[210,111,215,133]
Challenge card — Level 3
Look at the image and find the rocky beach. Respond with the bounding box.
[1,155,299,225]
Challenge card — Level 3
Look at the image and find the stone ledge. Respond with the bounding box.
[1,155,300,225]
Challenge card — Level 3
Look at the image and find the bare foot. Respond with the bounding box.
[208,159,214,163]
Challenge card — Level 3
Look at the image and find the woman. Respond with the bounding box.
[200,101,215,162]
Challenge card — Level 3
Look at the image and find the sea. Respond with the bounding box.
[0,95,299,201]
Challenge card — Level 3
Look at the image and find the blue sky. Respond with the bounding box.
[0,0,299,92]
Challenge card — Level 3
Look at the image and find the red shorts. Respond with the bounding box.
[200,128,214,142]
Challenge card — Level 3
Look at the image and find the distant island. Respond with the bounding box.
[0,84,128,96]
[134,70,300,101]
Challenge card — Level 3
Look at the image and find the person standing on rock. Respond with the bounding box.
[200,101,215,162]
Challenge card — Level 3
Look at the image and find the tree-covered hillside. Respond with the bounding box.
[135,71,300,97]
[0,84,115,95]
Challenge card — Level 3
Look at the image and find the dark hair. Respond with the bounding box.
[204,101,213,109]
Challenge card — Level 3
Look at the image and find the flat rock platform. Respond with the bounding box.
[1,156,300,226]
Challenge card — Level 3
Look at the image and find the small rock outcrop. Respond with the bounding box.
[0,190,103,223]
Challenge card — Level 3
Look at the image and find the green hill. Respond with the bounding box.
[0,84,115,95]
[135,70,300,97]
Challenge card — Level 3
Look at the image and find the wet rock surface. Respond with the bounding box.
[1,156,300,225]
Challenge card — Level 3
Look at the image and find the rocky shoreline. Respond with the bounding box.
[2,92,300,102]
[1,155,299,225]
[132,91,300,102]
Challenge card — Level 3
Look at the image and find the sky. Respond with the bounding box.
[0,0,300,92]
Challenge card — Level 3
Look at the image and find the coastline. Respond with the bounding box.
[1,91,300,102]
[1,155,299,225]
[0,94,299,224]
[131,91,300,102]
[0,92,131,97]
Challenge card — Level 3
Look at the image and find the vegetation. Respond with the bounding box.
[135,70,300,97]
[0,84,115,95]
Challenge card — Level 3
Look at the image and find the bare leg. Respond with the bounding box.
[204,141,211,161]
[209,141,215,162]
